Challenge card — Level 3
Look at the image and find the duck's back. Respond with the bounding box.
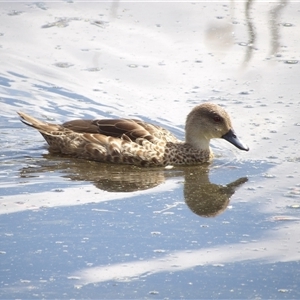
[60,119,180,166]
[63,118,179,144]
[18,112,181,166]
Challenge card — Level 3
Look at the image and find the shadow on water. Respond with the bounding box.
[19,155,249,218]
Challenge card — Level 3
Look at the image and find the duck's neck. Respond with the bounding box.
[185,135,211,152]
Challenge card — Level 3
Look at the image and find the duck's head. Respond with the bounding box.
[185,103,249,152]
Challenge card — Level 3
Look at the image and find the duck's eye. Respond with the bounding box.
[213,115,222,123]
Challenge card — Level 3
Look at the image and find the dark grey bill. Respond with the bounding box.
[222,129,249,151]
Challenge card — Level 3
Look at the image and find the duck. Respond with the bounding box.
[18,102,249,167]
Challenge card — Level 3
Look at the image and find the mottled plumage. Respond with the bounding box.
[18,103,249,167]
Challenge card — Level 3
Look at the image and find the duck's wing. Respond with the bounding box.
[62,119,100,133]
[94,119,154,141]
[63,118,177,143]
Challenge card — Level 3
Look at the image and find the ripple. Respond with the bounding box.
[262,173,276,178]
[127,64,138,68]
[284,60,298,64]
[8,10,23,16]
[53,62,74,68]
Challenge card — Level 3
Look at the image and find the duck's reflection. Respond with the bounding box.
[20,155,247,218]
[183,167,247,217]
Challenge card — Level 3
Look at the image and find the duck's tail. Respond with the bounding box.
[18,111,69,153]
[18,111,60,133]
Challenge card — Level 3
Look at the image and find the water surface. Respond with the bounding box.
[1,1,300,299]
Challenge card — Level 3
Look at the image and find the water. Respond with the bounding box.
[1,1,300,299]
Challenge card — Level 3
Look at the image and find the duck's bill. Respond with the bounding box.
[222,129,249,151]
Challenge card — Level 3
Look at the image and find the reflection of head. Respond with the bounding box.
[185,183,231,217]
[184,171,248,218]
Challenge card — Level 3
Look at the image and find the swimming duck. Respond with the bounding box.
[18,103,249,167]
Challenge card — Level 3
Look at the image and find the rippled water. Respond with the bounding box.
[1,1,300,299]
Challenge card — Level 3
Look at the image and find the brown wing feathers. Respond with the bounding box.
[93,119,153,142]
[63,119,154,142]
[62,120,100,133]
